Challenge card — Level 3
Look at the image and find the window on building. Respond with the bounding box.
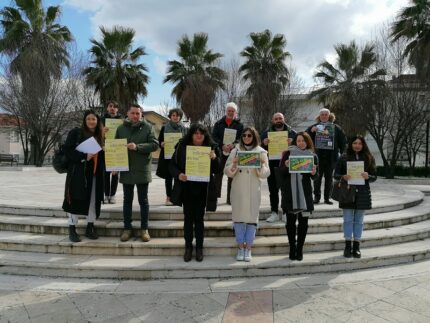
[9,130,19,143]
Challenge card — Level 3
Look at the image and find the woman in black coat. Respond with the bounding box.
[334,135,377,258]
[155,108,186,205]
[62,110,105,242]
[169,123,220,262]
[278,132,318,261]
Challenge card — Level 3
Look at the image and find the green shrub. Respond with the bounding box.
[377,166,430,177]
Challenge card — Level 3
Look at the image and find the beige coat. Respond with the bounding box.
[224,145,271,224]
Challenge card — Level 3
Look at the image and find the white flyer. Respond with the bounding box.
[76,137,102,154]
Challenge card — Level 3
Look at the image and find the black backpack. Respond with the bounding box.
[52,129,81,174]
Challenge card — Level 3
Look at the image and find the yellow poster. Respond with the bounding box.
[223,128,237,145]
[105,119,123,140]
[347,161,365,185]
[185,146,211,182]
[104,139,129,171]
[164,133,183,159]
[268,131,288,160]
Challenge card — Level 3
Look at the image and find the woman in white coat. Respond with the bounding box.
[224,127,270,262]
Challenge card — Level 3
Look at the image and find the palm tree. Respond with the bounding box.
[0,0,73,89]
[310,41,385,136]
[164,32,226,122]
[391,0,430,83]
[240,29,291,132]
[84,26,149,114]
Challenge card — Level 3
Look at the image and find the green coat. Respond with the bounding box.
[115,118,158,184]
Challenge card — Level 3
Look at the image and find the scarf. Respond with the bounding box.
[288,145,314,212]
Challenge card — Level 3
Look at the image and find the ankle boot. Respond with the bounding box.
[296,213,308,261]
[85,223,98,240]
[196,248,204,262]
[69,225,81,242]
[289,243,297,260]
[286,214,297,260]
[344,240,352,258]
[352,241,361,258]
[184,247,193,262]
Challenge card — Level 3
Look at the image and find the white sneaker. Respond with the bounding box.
[282,213,287,222]
[244,249,252,262]
[109,196,116,204]
[236,248,245,261]
[266,212,280,223]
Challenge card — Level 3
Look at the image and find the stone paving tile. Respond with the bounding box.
[222,291,273,323]
[336,309,391,322]
[382,285,430,318]
[0,304,31,323]
[365,299,430,322]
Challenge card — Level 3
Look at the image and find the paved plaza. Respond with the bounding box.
[0,167,429,322]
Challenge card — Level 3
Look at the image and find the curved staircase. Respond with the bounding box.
[0,186,429,280]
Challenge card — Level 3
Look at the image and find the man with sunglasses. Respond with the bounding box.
[212,102,244,205]
[261,112,297,222]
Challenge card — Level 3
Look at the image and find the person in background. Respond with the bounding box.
[334,135,377,258]
[169,123,220,262]
[261,112,297,223]
[115,104,158,243]
[156,108,186,205]
[306,107,346,205]
[224,127,270,262]
[212,102,244,205]
[101,100,122,204]
[278,132,318,261]
[62,110,105,242]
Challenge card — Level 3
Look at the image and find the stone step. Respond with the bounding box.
[0,189,424,220]
[1,198,429,237]
[1,219,429,256]
[0,238,429,280]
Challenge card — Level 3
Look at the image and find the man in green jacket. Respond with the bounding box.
[115,104,158,242]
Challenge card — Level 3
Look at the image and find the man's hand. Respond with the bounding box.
[361,172,369,180]
[343,174,352,181]
[127,142,137,151]
[263,138,270,146]
[160,142,165,148]
[179,173,187,182]
[311,126,317,133]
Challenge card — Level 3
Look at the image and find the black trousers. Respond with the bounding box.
[165,174,173,198]
[286,212,308,249]
[183,188,207,248]
[267,163,280,213]
[314,157,333,201]
[214,154,232,202]
[104,171,118,197]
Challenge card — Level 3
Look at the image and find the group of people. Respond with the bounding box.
[62,101,377,263]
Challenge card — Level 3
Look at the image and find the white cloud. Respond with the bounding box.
[66,0,409,89]
[153,56,167,76]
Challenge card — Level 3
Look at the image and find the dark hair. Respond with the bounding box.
[239,126,261,149]
[346,135,375,169]
[291,131,314,152]
[106,100,119,109]
[129,103,142,111]
[82,109,104,145]
[168,108,184,119]
[182,123,215,147]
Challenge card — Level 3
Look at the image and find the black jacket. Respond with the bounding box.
[62,127,105,217]
[278,151,318,213]
[334,154,377,210]
[261,124,297,169]
[156,124,186,179]
[169,140,221,211]
[212,116,244,147]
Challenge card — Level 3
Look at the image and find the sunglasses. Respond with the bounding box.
[242,133,253,138]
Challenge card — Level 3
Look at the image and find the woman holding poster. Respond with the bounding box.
[224,127,270,262]
[156,108,186,205]
[334,135,377,258]
[278,132,318,261]
[169,124,220,262]
[62,110,105,242]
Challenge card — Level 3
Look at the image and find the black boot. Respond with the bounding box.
[286,213,297,260]
[296,213,308,261]
[352,241,361,258]
[184,247,193,262]
[69,225,81,242]
[344,240,352,258]
[196,248,204,262]
[85,223,98,240]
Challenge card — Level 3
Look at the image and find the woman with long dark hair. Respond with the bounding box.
[169,123,220,262]
[278,132,318,261]
[334,135,377,258]
[224,127,270,262]
[62,110,105,242]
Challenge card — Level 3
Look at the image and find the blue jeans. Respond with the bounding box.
[343,209,365,240]
[233,223,257,245]
[123,183,149,230]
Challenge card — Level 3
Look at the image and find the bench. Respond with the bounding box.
[0,154,19,166]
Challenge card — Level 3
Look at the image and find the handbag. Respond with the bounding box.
[331,179,356,204]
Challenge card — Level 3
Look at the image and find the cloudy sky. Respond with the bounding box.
[2,0,410,108]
